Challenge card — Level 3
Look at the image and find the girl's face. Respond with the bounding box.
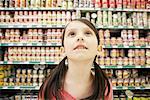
[63,21,98,61]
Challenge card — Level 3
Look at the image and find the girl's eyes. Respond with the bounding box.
[67,31,92,37]
[85,32,92,36]
[68,32,76,37]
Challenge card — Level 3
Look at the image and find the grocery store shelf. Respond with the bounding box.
[0,86,149,90]
[96,26,150,29]
[103,45,150,49]
[0,25,149,29]
[0,43,61,47]
[0,61,58,64]
[100,65,150,69]
[77,8,150,12]
[0,7,74,11]
[0,61,149,68]
[0,86,40,90]
[0,25,65,28]
[113,86,150,90]
[0,7,150,12]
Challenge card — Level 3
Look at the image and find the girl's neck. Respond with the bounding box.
[65,59,93,83]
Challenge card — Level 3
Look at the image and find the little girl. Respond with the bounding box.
[38,19,113,100]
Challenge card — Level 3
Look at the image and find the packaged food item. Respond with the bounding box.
[129,78,134,86]
[128,57,134,65]
[102,11,108,26]
[132,69,138,78]
[111,57,117,66]
[102,0,108,8]
[113,14,118,26]
[111,49,117,57]
[122,0,127,8]
[116,70,122,78]
[134,57,140,66]
[123,78,129,86]
[117,78,123,86]
[135,78,140,86]
[112,78,117,86]
[140,77,146,86]
[123,70,130,78]
[111,37,117,46]
[105,57,111,66]
[128,49,134,57]
[123,57,129,66]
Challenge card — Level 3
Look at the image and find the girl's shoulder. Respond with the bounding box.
[104,80,113,100]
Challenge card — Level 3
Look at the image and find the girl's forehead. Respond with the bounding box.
[65,21,92,31]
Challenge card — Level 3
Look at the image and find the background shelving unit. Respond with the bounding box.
[0,0,150,99]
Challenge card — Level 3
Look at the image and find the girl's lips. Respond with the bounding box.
[73,44,88,50]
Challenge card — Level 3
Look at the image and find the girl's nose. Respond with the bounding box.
[77,37,84,41]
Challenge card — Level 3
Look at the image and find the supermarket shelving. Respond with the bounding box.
[0,86,149,91]
[0,7,150,12]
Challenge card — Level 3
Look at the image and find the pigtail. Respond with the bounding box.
[93,61,110,100]
[38,56,68,100]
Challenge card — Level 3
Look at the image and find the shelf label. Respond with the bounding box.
[14,86,20,89]
[40,61,45,64]
[3,86,8,89]
[18,25,23,28]
[22,61,29,64]
[123,87,128,89]
[118,66,123,68]
[0,61,3,64]
[8,25,14,28]
[8,43,14,46]
[8,61,13,64]
[135,87,140,89]
[135,66,141,68]
[145,66,150,68]
[37,25,42,27]
[17,43,22,46]
[27,25,32,28]
[26,43,32,46]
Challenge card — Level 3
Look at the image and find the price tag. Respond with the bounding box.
[37,25,42,28]
[145,66,150,68]
[35,86,40,90]
[3,86,8,89]
[26,43,32,46]
[8,25,14,28]
[113,87,117,90]
[123,86,128,89]
[18,25,23,28]
[135,87,140,89]
[0,61,3,64]
[113,46,117,48]
[40,61,45,64]
[138,26,143,29]
[23,61,29,64]
[118,66,123,68]
[8,61,13,64]
[100,66,105,68]
[118,26,123,28]
[37,43,42,46]
[124,46,128,48]
[17,43,22,46]
[135,66,141,68]
[14,86,20,89]
[47,25,52,27]
[27,25,32,28]
[136,46,140,48]
[8,43,14,46]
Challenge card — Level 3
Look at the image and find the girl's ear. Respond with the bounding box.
[60,47,65,53]
[97,45,102,54]
[60,47,66,57]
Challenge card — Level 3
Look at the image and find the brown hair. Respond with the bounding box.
[38,19,110,100]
